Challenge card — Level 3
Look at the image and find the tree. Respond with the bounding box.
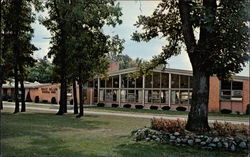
[132,0,249,131]
[27,57,54,83]
[3,0,39,113]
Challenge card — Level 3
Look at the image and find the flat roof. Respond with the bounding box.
[2,81,53,89]
[108,67,249,80]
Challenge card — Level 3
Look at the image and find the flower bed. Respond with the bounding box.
[131,118,249,153]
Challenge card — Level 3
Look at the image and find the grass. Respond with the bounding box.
[1,110,247,157]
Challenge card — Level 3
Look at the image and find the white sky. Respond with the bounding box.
[31,1,249,77]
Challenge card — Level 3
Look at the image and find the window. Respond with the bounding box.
[161,90,169,104]
[127,90,135,102]
[106,77,112,88]
[220,80,243,101]
[136,77,143,88]
[94,79,98,89]
[189,76,193,88]
[128,78,135,88]
[99,89,105,101]
[161,73,169,88]
[121,90,127,102]
[145,74,152,88]
[105,89,113,101]
[180,75,189,88]
[171,90,180,104]
[145,90,152,103]
[94,89,98,102]
[135,90,143,103]
[180,90,189,104]
[113,89,118,102]
[153,72,161,88]
[152,90,161,103]
[113,75,119,88]
[171,74,179,88]
[121,74,128,88]
[100,79,105,88]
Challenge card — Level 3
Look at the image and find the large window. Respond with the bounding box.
[180,75,189,88]
[153,72,161,88]
[105,89,113,101]
[171,74,179,88]
[145,74,152,88]
[121,74,128,88]
[128,78,135,88]
[136,77,143,88]
[100,79,105,88]
[127,90,135,102]
[221,81,243,101]
[152,90,161,103]
[145,90,152,103]
[113,75,119,88]
[106,77,112,88]
[161,73,169,88]
[136,90,143,103]
[99,89,105,101]
[121,90,127,102]
[161,90,169,103]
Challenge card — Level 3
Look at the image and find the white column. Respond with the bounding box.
[118,74,121,107]
[168,73,171,107]
[97,77,100,103]
[142,75,145,105]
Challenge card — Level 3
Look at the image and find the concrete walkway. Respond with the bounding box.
[2,104,249,125]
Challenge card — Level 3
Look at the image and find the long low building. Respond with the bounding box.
[2,63,249,114]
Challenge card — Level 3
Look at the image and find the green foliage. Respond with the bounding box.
[27,57,55,83]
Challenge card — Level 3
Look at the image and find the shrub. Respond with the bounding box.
[34,96,39,103]
[161,106,171,110]
[51,97,57,104]
[176,106,187,111]
[151,118,186,134]
[112,104,119,108]
[150,105,158,110]
[135,105,144,109]
[123,104,131,108]
[41,100,48,103]
[212,121,249,136]
[97,103,105,107]
[220,109,232,114]
[246,104,250,115]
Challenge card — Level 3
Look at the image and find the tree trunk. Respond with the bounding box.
[185,70,210,131]
[56,79,67,115]
[20,77,26,112]
[73,79,78,114]
[0,0,3,110]
[77,78,84,118]
[13,64,19,114]
[0,80,2,110]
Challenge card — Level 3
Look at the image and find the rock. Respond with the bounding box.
[206,137,212,143]
[202,146,213,150]
[208,143,217,148]
[217,142,222,148]
[188,140,194,146]
[174,132,180,136]
[239,141,247,149]
[155,138,161,142]
[213,137,220,143]
[234,136,242,143]
[223,142,229,148]
[200,142,206,146]
[176,138,181,143]
[170,135,176,140]
[185,135,189,139]
[152,135,157,139]
[169,140,175,143]
[195,138,201,143]
[146,138,150,141]
[182,139,187,143]
[230,144,236,152]
[181,144,186,147]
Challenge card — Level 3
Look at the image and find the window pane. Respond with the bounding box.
[128,78,135,88]
[94,89,98,102]
[180,75,189,88]
[121,74,128,88]
[152,90,161,103]
[136,90,143,103]
[113,89,118,102]
[221,90,231,100]
[232,81,243,90]
[145,74,152,88]
[161,90,169,104]
[180,90,189,104]
[100,79,105,88]
[161,73,169,88]
[105,89,113,101]
[94,79,98,89]
[113,75,119,88]
[121,90,127,102]
[106,77,112,88]
[145,90,152,103]
[153,72,161,88]
[136,77,143,88]
[99,89,105,101]
[171,74,179,88]
[171,90,180,104]
[221,81,231,90]
[127,90,135,102]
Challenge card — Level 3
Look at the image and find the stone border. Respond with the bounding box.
[131,128,249,153]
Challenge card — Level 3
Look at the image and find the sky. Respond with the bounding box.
[31,1,249,77]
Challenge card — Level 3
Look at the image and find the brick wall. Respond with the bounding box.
[208,76,220,112]
[108,62,119,73]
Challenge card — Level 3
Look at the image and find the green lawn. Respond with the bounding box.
[1,111,246,157]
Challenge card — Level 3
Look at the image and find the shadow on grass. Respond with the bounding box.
[114,140,246,157]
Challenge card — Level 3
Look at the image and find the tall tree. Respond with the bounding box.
[3,0,39,113]
[132,0,249,131]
